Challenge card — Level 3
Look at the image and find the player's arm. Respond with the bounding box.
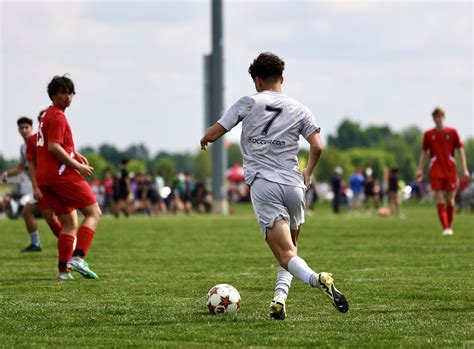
[27,160,43,201]
[48,142,94,178]
[200,123,228,151]
[457,147,469,179]
[75,151,89,165]
[303,132,324,188]
[416,150,428,180]
[1,162,25,183]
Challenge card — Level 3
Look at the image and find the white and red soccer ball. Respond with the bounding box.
[206,284,241,315]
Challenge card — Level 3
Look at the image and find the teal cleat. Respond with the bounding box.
[67,257,98,279]
[56,272,74,281]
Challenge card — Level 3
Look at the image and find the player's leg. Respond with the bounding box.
[266,220,348,313]
[56,210,78,281]
[446,190,456,233]
[20,202,42,252]
[68,203,101,279]
[40,208,62,238]
[434,189,450,234]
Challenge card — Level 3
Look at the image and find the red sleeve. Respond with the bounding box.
[47,113,67,144]
[25,135,36,161]
[422,131,430,151]
[453,129,463,148]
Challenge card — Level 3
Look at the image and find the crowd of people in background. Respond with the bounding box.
[2,159,473,220]
[88,158,214,217]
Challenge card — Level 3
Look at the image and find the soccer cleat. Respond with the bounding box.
[318,272,349,313]
[269,294,287,320]
[21,244,42,253]
[442,229,453,236]
[67,256,98,279]
[56,272,74,281]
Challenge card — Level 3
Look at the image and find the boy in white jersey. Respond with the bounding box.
[200,52,349,319]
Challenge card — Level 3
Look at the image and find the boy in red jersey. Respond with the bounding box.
[26,110,63,239]
[36,75,102,280]
[416,107,469,236]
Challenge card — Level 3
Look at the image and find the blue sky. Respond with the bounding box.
[1,0,472,159]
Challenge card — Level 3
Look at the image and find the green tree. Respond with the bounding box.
[346,148,396,179]
[155,157,177,182]
[0,155,16,173]
[313,147,354,182]
[83,152,111,180]
[463,137,474,173]
[365,125,393,147]
[227,143,243,167]
[380,136,416,181]
[328,119,367,149]
[194,150,211,180]
[124,143,150,161]
[128,159,147,174]
[99,143,122,166]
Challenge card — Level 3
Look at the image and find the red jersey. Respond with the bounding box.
[422,127,463,179]
[35,105,83,186]
[25,134,37,162]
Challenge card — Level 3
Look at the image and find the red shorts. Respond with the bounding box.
[430,177,457,191]
[36,196,53,212]
[39,180,97,216]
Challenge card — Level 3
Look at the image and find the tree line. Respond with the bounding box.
[1,119,472,183]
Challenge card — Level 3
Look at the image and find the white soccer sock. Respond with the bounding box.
[29,231,41,247]
[274,265,293,300]
[287,256,319,288]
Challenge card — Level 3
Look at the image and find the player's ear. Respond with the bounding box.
[280,76,284,85]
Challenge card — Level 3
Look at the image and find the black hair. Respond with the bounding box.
[47,75,75,101]
[37,109,47,122]
[248,52,285,81]
[17,117,33,127]
[121,157,130,165]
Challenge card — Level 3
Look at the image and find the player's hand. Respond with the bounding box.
[76,153,89,165]
[33,187,44,201]
[200,138,208,151]
[462,169,470,180]
[415,169,423,181]
[1,171,8,183]
[77,163,94,178]
[303,168,312,189]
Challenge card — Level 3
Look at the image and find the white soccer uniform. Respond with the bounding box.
[218,91,320,237]
[17,143,35,204]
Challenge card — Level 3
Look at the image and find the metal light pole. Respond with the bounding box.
[204,0,227,214]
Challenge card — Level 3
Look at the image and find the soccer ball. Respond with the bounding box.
[206,284,241,315]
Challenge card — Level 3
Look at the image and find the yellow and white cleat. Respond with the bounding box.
[269,294,287,320]
[318,272,349,313]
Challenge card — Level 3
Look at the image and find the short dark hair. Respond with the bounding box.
[432,107,445,118]
[37,109,47,122]
[17,117,33,127]
[121,157,130,165]
[248,52,285,81]
[47,75,75,101]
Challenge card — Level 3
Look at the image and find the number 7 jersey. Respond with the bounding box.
[217,90,320,188]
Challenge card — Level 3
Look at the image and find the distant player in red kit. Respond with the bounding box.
[35,75,102,280]
[416,108,469,236]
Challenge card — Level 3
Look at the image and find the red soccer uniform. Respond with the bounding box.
[35,105,83,186]
[423,127,463,191]
[25,133,54,211]
[35,105,96,215]
[25,134,37,162]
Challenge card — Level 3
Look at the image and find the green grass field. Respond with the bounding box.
[0,203,473,348]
